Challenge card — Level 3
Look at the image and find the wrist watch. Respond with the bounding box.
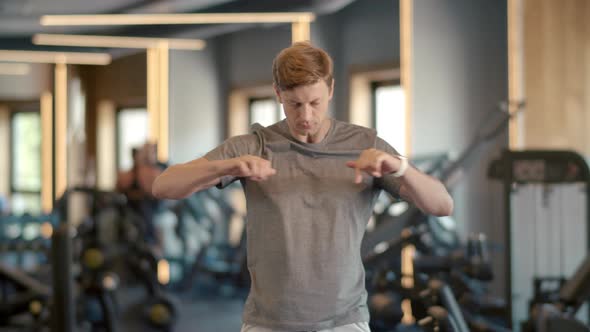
[392,155,409,178]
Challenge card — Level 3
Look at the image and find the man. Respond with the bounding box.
[152,42,453,332]
[117,143,163,248]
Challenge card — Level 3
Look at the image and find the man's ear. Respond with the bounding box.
[273,84,283,103]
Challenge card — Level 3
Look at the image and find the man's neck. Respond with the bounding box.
[291,118,332,144]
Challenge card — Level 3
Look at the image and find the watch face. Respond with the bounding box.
[393,156,408,177]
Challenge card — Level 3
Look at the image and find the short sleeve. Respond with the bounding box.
[203,134,261,188]
[374,137,403,198]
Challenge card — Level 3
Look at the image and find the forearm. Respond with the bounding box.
[152,158,233,199]
[398,166,454,216]
[348,148,454,216]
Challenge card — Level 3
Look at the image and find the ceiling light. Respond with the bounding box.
[33,34,206,50]
[40,12,315,26]
[0,50,111,65]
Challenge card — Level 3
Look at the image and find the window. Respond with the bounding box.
[117,108,148,171]
[249,97,284,127]
[229,85,278,137]
[11,112,41,215]
[373,81,406,155]
[349,66,407,154]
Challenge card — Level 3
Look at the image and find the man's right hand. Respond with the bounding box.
[227,155,277,181]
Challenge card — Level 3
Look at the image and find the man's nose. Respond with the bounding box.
[300,104,312,121]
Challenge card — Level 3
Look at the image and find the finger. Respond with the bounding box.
[248,160,260,177]
[366,163,378,174]
[238,162,251,177]
[375,156,383,175]
[263,160,276,173]
[345,161,357,168]
[373,156,384,177]
[355,168,363,184]
[260,167,276,178]
[258,158,269,168]
[363,165,379,177]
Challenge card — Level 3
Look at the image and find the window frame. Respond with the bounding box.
[371,79,401,130]
[9,104,42,213]
[348,62,409,155]
[115,106,148,171]
[228,84,277,137]
[248,96,282,127]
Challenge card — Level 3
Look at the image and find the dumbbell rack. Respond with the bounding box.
[489,149,590,331]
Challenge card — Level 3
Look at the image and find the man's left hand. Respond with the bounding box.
[346,148,402,184]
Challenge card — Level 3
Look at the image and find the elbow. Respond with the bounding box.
[151,176,165,199]
[418,190,453,217]
[431,194,454,217]
[151,171,175,199]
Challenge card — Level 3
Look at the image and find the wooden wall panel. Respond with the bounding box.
[0,106,9,198]
[524,0,590,155]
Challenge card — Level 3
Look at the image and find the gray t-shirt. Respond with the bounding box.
[204,119,401,331]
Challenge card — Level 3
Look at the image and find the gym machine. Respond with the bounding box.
[489,150,590,331]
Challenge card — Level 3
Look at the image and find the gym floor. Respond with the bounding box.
[121,298,244,332]
[117,287,245,332]
[175,298,243,332]
[0,288,244,332]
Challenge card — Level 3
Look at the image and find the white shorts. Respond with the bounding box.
[240,322,371,332]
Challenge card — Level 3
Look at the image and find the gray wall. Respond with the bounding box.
[412,0,508,293]
[338,0,400,66]
[211,0,400,123]
[169,47,222,162]
[335,0,400,119]
[223,26,292,87]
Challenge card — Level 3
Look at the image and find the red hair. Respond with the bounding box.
[272,41,334,91]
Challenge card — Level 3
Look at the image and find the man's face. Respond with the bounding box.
[275,80,334,141]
